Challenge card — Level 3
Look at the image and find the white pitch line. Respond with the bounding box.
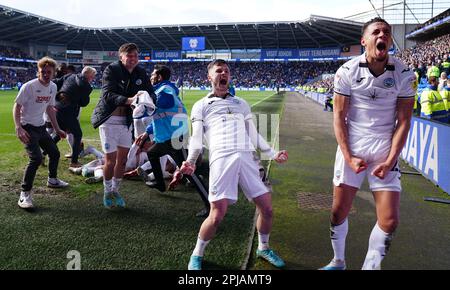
[251,93,276,108]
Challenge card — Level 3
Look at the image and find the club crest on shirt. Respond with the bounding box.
[384,78,395,88]
[136,79,142,86]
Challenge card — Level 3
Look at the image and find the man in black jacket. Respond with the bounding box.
[91,43,156,209]
[51,66,97,168]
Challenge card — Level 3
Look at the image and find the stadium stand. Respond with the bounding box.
[0,54,344,90]
[407,8,450,36]
[303,30,449,123]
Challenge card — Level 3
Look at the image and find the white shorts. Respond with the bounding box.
[209,152,269,204]
[333,136,401,192]
[99,120,132,154]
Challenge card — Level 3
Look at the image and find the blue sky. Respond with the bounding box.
[0,0,373,27]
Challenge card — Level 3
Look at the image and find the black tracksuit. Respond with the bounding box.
[91,61,155,129]
[52,73,92,164]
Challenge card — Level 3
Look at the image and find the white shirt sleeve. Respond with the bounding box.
[334,66,352,97]
[186,100,204,164]
[398,70,417,99]
[186,120,204,164]
[15,82,30,106]
[190,99,204,123]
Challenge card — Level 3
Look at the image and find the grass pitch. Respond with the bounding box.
[0,89,281,270]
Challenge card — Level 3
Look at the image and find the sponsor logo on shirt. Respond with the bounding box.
[36,96,51,103]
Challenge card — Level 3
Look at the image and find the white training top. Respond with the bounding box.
[334,54,416,139]
[15,78,57,127]
[191,94,256,164]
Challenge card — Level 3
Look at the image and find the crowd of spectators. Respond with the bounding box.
[305,77,334,93]
[141,61,342,89]
[0,67,35,89]
[4,32,446,93]
[396,33,450,79]
[0,45,33,59]
[303,33,449,96]
[1,56,344,90]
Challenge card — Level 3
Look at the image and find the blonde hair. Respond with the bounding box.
[37,57,57,71]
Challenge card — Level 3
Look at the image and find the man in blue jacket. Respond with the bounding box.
[135,65,210,217]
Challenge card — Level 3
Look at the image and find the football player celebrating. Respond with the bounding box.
[181,59,288,270]
[320,18,416,270]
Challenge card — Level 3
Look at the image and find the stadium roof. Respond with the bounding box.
[0,4,363,51]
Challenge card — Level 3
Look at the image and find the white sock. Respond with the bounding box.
[330,219,348,262]
[258,232,270,251]
[192,237,210,257]
[103,179,112,193]
[112,177,122,193]
[362,223,393,270]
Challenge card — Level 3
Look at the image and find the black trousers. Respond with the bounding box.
[147,138,210,208]
[52,113,82,164]
[22,124,60,191]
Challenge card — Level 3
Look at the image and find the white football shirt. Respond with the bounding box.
[190,94,255,164]
[15,78,57,127]
[334,54,416,139]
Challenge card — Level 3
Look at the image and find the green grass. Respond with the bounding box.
[0,89,281,270]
